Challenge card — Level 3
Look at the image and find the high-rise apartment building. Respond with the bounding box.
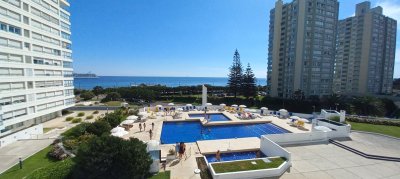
[267,0,339,98]
[334,1,397,95]
[0,0,74,143]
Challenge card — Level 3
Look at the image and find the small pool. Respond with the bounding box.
[160,121,289,144]
[205,151,267,163]
[188,113,231,122]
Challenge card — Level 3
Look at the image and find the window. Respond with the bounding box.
[61,31,70,40]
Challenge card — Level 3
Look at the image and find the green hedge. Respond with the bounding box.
[26,159,73,179]
[86,115,94,120]
[346,117,400,127]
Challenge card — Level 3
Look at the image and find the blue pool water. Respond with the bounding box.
[188,113,231,122]
[205,151,267,163]
[160,121,289,144]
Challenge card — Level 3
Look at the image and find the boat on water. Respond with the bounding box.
[73,72,98,78]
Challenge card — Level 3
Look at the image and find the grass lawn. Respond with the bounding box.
[0,146,59,179]
[43,128,54,133]
[348,122,400,138]
[104,101,122,106]
[149,171,170,179]
[211,157,286,174]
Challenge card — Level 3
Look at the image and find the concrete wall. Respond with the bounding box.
[0,124,43,148]
[317,120,351,138]
[265,132,327,145]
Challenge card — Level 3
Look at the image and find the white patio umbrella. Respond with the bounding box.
[111,130,128,137]
[290,116,300,120]
[126,115,139,120]
[138,112,147,116]
[219,103,226,107]
[206,103,212,106]
[239,105,247,108]
[260,107,268,110]
[168,103,175,106]
[186,104,192,106]
[177,108,183,111]
[120,119,135,125]
[111,126,125,133]
[231,104,238,107]
[298,118,310,123]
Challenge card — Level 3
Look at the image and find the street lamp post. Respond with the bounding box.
[19,157,22,169]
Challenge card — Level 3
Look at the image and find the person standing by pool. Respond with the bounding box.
[256,150,261,158]
[143,123,146,131]
[179,142,185,160]
[175,142,180,157]
[216,150,221,161]
[139,123,142,132]
[149,129,153,140]
[151,122,154,130]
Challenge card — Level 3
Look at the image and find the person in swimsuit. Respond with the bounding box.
[149,129,153,140]
[139,123,142,132]
[216,150,221,161]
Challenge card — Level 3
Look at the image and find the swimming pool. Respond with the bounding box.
[160,121,289,144]
[188,113,231,122]
[205,151,267,163]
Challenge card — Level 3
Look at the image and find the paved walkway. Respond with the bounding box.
[278,132,400,179]
[197,137,260,154]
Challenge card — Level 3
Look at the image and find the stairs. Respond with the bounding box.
[329,139,400,162]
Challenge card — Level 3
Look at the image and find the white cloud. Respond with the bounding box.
[376,0,400,24]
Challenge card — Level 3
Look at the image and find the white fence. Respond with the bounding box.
[0,124,43,148]
[265,132,328,146]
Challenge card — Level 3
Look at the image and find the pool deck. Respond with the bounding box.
[196,137,260,154]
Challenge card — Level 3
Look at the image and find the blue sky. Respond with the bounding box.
[70,0,400,78]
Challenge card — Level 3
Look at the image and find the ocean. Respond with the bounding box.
[74,76,267,89]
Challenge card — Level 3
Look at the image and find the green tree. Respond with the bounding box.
[228,49,243,98]
[85,120,111,137]
[102,92,121,102]
[92,86,104,97]
[80,91,95,101]
[72,136,152,179]
[242,63,257,99]
[101,112,124,127]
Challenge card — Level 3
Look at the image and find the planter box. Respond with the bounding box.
[206,157,290,179]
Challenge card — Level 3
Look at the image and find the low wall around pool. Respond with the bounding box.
[205,156,290,179]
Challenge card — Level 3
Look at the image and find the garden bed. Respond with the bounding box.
[211,157,286,174]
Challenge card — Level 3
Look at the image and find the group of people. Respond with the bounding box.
[175,142,187,160]
[138,122,155,139]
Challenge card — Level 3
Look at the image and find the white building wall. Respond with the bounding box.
[0,0,74,138]
[0,124,43,148]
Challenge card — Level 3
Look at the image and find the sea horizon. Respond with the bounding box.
[74,76,267,89]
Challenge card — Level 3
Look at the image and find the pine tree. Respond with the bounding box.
[242,63,257,99]
[228,49,243,98]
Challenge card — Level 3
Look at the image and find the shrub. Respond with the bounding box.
[77,112,85,117]
[101,112,124,128]
[86,115,94,120]
[72,136,152,179]
[62,109,73,116]
[85,120,111,136]
[26,159,74,179]
[346,116,400,127]
[66,117,74,121]
[93,110,99,114]
[80,91,95,101]
[63,123,90,140]
[101,92,121,103]
[72,118,82,123]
